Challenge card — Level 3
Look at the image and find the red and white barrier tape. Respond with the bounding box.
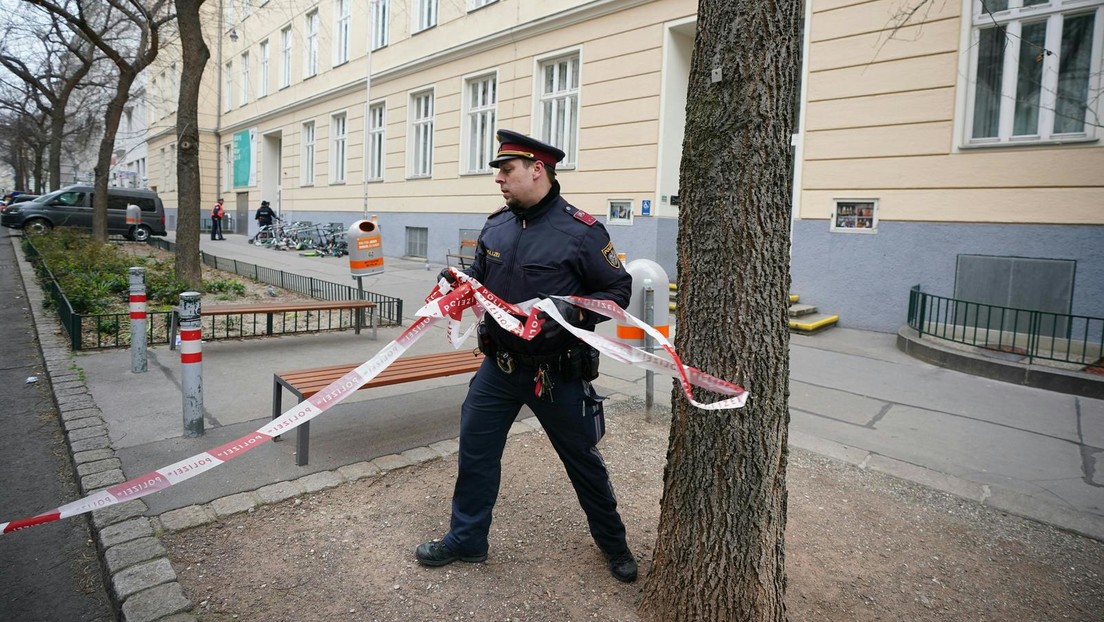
[1,274,745,535]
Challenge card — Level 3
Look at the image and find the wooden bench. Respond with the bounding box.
[272,349,485,465]
[170,299,379,349]
[446,239,477,269]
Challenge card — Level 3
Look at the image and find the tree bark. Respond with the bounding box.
[638,1,802,621]
[173,0,209,289]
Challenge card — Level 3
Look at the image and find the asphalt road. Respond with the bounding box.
[0,235,114,621]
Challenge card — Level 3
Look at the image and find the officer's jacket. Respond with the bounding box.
[468,183,632,355]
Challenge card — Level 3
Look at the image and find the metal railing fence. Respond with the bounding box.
[22,236,402,350]
[908,285,1103,370]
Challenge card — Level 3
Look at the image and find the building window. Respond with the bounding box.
[259,40,269,97]
[415,0,437,33]
[331,112,347,184]
[367,102,386,181]
[469,0,496,9]
[335,0,351,65]
[160,147,167,189]
[966,0,1102,145]
[240,51,250,106]
[538,53,580,167]
[372,0,390,49]
[607,200,633,225]
[464,74,497,173]
[302,121,316,186]
[405,226,429,258]
[831,199,878,233]
[280,26,292,88]
[223,144,232,191]
[223,61,233,111]
[167,143,176,192]
[305,10,319,78]
[409,90,434,178]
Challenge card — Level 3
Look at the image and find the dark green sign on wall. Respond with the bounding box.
[233,130,251,188]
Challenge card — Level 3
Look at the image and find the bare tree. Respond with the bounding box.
[0,85,50,192]
[638,1,803,620]
[0,19,98,191]
[172,0,209,288]
[24,0,174,242]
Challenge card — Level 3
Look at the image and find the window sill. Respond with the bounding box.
[460,170,493,177]
[406,174,432,180]
[330,181,346,186]
[959,136,1098,150]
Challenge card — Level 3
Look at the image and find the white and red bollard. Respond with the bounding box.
[129,267,147,373]
[179,291,204,437]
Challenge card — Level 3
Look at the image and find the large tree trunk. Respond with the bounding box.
[638,1,803,621]
[174,0,209,289]
[92,71,135,241]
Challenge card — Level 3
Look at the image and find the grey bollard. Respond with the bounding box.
[644,284,655,419]
[179,292,204,437]
[129,267,148,373]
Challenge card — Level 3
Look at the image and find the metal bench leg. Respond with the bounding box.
[296,422,310,467]
[272,377,283,442]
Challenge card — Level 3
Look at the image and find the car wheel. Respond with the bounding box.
[24,218,51,234]
[131,225,152,242]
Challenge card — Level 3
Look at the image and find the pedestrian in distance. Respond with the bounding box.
[416,130,639,583]
[210,198,226,240]
[255,200,276,227]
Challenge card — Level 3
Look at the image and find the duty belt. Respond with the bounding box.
[494,349,564,374]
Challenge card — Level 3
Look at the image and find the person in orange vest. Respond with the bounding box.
[210,198,226,240]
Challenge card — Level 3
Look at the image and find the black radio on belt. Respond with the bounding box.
[563,345,600,381]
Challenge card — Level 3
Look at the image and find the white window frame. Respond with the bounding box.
[280,26,292,88]
[371,0,390,50]
[302,121,316,186]
[606,199,633,226]
[305,10,319,78]
[223,144,232,192]
[414,0,438,33]
[830,199,879,234]
[239,51,250,106]
[469,0,496,10]
[160,147,167,190]
[408,89,435,178]
[962,0,1103,146]
[331,112,347,184]
[536,51,581,168]
[463,72,498,174]
[367,101,386,181]
[223,61,233,112]
[167,143,176,192]
[334,0,351,66]
[259,40,270,98]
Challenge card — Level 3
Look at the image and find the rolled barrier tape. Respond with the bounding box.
[1,278,746,535]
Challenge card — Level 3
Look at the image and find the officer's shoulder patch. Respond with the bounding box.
[571,208,597,226]
[601,241,622,269]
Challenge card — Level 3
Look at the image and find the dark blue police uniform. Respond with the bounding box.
[441,180,634,562]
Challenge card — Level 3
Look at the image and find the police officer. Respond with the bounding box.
[415,130,638,582]
[255,200,276,228]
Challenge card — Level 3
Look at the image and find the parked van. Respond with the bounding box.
[0,185,167,241]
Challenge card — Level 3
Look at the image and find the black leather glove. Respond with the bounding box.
[438,267,458,286]
[538,293,588,327]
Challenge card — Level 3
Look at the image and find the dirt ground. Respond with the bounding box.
[161,398,1104,622]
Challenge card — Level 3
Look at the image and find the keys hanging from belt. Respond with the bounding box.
[534,363,554,401]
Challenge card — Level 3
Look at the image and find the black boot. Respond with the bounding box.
[415,540,487,567]
[607,550,638,583]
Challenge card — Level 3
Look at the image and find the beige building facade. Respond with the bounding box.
[144,0,1103,331]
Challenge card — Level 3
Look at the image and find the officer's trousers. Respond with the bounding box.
[442,356,628,558]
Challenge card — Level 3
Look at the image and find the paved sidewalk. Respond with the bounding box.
[10,231,1104,621]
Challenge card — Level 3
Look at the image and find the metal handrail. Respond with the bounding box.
[907,285,1103,370]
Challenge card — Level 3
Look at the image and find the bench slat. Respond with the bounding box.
[203,300,376,316]
[277,350,484,398]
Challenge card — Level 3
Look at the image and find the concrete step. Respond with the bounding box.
[789,313,839,334]
[789,303,818,317]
